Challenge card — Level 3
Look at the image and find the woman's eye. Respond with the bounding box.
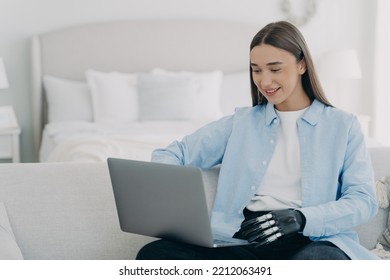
[252,69,260,73]
[271,68,281,72]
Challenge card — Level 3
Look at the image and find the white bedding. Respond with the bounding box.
[40,120,210,162]
[40,119,383,163]
[38,67,252,163]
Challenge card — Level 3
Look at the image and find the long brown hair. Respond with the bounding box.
[249,21,332,107]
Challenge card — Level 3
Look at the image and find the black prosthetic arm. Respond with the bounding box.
[237,209,305,247]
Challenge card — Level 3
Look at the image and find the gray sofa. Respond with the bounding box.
[0,147,389,260]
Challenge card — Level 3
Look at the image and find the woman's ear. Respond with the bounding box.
[298,59,307,75]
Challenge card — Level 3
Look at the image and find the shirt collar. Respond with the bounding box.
[301,99,325,126]
[265,99,325,126]
[265,102,278,126]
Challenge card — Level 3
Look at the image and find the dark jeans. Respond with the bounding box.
[136,239,350,260]
[136,208,351,260]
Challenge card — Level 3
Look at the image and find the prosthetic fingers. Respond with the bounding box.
[239,209,305,247]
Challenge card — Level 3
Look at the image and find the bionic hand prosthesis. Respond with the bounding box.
[238,209,305,247]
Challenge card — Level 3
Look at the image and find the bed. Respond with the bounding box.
[31,20,258,162]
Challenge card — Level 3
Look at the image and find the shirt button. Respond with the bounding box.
[270,139,275,144]
[262,160,267,165]
[251,185,256,190]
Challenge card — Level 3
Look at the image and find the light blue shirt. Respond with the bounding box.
[152,100,379,259]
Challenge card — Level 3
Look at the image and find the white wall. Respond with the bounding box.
[0,0,378,162]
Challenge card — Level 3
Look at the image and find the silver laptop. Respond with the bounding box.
[107,157,249,248]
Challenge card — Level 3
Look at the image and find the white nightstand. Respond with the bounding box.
[0,106,21,162]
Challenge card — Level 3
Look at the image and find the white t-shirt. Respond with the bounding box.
[246,107,308,211]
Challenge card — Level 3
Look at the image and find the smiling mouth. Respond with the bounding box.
[264,88,280,96]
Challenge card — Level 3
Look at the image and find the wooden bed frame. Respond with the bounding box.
[30,20,259,161]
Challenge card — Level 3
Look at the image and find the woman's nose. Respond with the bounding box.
[260,74,273,88]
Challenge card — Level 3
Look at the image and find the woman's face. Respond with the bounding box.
[250,44,310,111]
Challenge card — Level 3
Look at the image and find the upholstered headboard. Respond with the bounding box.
[30,20,259,160]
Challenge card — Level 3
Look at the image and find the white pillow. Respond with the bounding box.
[378,176,390,248]
[43,75,93,123]
[86,70,138,124]
[138,72,198,121]
[152,68,223,121]
[0,202,23,259]
[220,71,252,115]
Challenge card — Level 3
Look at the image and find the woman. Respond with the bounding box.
[136,21,378,260]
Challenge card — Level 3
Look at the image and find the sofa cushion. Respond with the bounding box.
[379,216,390,249]
[0,162,157,260]
[378,175,390,254]
[366,175,390,259]
[0,202,23,259]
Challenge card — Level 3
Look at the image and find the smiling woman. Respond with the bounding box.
[250,44,309,111]
[248,21,331,108]
[136,21,379,260]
